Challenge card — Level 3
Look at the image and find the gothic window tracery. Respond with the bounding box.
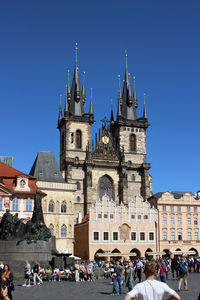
[61,224,67,238]
[98,175,114,200]
[76,130,82,149]
[130,134,136,151]
[61,201,67,213]
[48,200,54,212]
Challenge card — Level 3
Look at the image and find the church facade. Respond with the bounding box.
[57,52,152,222]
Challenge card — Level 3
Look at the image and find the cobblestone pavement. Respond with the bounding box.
[13,273,200,300]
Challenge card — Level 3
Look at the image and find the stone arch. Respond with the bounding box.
[130,248,141,259]
[111,248,121,261]
[175,248,181,251]
[61,224,67,238]
[94,249,105,261]
[49,224,54,236]
[61,201,67,213]
[98,174,114,200]
[145,248,153,259]
[189,247,199,256]
[48,200,54,212]
[163,249,170,258]
[130,134,136,151]
[76,130,82,149]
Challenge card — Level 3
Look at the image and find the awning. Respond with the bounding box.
[95,252,137,257]
[171,251,196,255]
[146,252,165,256]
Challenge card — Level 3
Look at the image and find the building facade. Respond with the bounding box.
[148,191,200,256]
[57,51,152,222]
[0,161,40,222]
[74,194,158,260]
[30,152,76,254]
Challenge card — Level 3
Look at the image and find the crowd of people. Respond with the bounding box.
[0,255,200,299]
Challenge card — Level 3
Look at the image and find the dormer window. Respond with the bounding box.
[20,180,25,187]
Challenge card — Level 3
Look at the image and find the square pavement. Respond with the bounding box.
[13,272,199,300]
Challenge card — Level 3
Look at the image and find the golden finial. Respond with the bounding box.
[118,74,121,88]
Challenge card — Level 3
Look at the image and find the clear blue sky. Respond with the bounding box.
[1,0,200,194]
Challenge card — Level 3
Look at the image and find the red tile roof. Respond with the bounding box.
[0,162,43,196]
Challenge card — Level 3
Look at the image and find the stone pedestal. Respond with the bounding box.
[0,239,56,275]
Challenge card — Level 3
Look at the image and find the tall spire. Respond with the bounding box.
[143,93,147,120]
[121,50,137,120]
[58,94,62,123]
[67,69,71,104]
[110,99,114,124]
[81,71,86,106]
[89,88,94,115]
[68,43,85,116]
[64,83,68,113]
[133,76,138,108]
[117,75,122,119]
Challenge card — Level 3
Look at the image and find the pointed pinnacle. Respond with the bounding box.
[143,93,147,119]
[89,88,94,115]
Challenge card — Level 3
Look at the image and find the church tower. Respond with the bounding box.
[57,45,94,221]
[111,52,152,202]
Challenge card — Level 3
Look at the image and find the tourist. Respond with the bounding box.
[1,264,14,300]
[33,262,43,285]
[124,261,180,300]
[53,266,61,281]
[178,257,189,292]
[23,260,31,287]
[45,266,53,281]
[74,265,79,282]
[157,262,168,283]
[86,263,93,281]
[79,263,86,282]
[125,262,135,292]
[135,259,143,282]
[111,261,124,296]
[69,266,75,281]
[171,257,179,279]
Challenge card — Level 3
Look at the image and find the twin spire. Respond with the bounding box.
[58,43,94,123]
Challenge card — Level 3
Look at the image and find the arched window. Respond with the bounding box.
[48,200,54,212]
[98,175,114,200]
[76,130,82,149]
[61,132,65,153]
[76,196,81,202]
[61,201,66,213]
[49,224,54,236]
[130,134,136,151]
[76,181,81,190]
[61,224,67,238]
[132,174,135,181]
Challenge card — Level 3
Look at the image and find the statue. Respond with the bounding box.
[0,190,51,244]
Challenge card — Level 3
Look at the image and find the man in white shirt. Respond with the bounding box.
[124,261,180,300]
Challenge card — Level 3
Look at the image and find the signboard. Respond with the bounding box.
[0,157,13,167]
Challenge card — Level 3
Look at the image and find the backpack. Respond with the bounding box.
[179,263,187,274]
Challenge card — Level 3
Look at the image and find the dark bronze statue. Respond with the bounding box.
[0,190,51,244]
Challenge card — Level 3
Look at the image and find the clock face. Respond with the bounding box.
[102,136,109,145]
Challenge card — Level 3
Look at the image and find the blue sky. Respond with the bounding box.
[1,0,200,194]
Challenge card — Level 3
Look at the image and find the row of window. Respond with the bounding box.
[97,213,150,221]
[48,201,72,213]
[93,231,154,241]
[49,224,70,238]
[162,216,198,226]
[163,231,199,241]
[0,199,32,212]
[162,205,198,212]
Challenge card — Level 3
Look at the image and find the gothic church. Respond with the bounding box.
[57,51,152,221]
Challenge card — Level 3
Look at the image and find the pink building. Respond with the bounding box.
[0,162,43,222]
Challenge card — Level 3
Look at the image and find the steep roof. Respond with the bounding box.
[0,161,35,179]
[29,152,65,183]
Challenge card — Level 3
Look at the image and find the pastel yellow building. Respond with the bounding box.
[30,152,76,254]
[148,191,200,256]
[74,194,158,260]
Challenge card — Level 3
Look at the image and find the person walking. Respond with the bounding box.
[125,262,135,292]
[171,257,179,279]
[111,261,124,296]
[124,261,180,300]
[23,260,31,287]
[135,259,143,283]
[157,262,167,283]
[178,257,189,292]
[1,264,14,300]
[33,262,43,285]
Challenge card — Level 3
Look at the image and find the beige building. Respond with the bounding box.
[148,191,200,256]
[30,152,76,254]
[74,194,158,260]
